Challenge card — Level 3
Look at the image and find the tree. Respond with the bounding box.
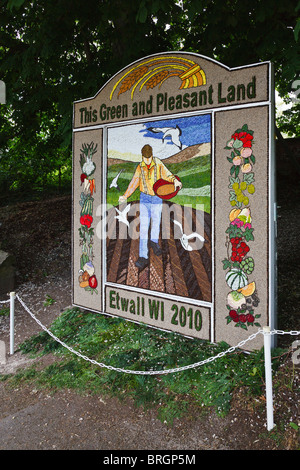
[0,0,299,192]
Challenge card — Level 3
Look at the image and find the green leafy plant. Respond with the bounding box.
[43,295,56,307]
[0,306,9,316]
[289,422,299,431]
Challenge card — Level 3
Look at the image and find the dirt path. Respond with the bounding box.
[0,379,229,451]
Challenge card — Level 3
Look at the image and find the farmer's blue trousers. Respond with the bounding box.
[139,192,162,259]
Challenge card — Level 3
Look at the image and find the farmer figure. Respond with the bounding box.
[119,144,182,269]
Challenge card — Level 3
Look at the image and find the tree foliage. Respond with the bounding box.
[0,0,299,192]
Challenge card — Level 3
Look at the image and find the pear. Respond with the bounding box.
[238,207,251,224]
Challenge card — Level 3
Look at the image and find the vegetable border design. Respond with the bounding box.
[78,142,98,295]
[223,125,260,330]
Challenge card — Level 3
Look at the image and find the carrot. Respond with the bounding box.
[89,179,95,195]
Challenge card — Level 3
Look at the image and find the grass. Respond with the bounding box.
[43,295,56,307]
[0,306,9,316]
[0,306,288,426]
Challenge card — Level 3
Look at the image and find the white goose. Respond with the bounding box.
[173,219,205,251]
[147,125,182,150]
[109,169,124,190]
[115,204,131,227]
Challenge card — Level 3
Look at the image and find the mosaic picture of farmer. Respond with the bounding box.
[106,114,212,302]
[118,144,182,269]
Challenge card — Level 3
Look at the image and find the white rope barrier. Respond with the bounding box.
[3,292,300,431]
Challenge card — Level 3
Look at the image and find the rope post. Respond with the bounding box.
[10,291,15,355]
[263,326,275,431]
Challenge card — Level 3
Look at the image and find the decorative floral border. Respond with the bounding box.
[78,142,98,295]
[223,125,260,330]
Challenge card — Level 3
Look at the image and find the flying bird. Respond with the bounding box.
[115,204,131,227]
[109,169,124,191]
[173,219,205,251]
[147,125,183,150]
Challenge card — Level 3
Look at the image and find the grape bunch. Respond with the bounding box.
[230,237,250,263]
[231,182,249,206]
[241,256,254,274]
[230,181,255,207]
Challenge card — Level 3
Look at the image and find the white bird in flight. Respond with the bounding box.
[173,219,205,251]
[147,125,183,150]
[115,204,131,227]
[109,169,124,191]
